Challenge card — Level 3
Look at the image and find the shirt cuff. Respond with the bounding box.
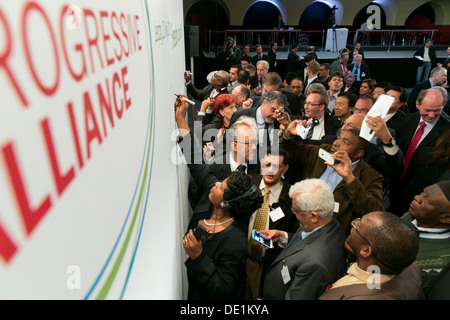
[383,144,399,155]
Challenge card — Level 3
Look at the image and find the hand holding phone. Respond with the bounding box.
[193,225,210,240]
[252,230,274,248]
[318,148,335,165]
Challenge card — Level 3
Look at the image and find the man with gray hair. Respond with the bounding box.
[407,66,448,113]
[260,178,347,300]
[229,90,288,148]
[184,69,230,101]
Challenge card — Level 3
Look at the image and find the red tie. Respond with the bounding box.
[342,64,346,73]
[401,122,426,177]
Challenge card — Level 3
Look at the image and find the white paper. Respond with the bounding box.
[360,94,395,141]
[415,55,424,61]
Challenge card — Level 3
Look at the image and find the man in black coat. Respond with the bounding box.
[390,87,450,215]
[245,148,297,300]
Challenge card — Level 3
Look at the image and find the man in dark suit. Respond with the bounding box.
[385,85,407,134]
[230,90,288,150]
[390,87,450,215]
[184,70,230,101]
[251,44,269,66]
[407,66,447,114]
[268,42,278,72]
[348,42,364,64]
[347,54,370,87]
[188,116,260,209]
[341,73,359,95]
[330,52,349,75]
[245,148,297,300]
[286,44,302,74]
[261,178,347,300]
[319,211,424,300]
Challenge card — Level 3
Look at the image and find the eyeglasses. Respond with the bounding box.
[291,207,322,215]
[351,218,373,246]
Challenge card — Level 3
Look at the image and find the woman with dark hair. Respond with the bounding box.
[359,78,376,96]
[175,95,263,300]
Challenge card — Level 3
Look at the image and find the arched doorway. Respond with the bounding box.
[185,0,230,49]
[405,3,435,45]
[298,2,332,47]
[243,1,282,30]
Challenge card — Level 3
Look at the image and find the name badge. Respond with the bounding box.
[281,263,291,284]
[269,207,285,222]
[334,202,340,213]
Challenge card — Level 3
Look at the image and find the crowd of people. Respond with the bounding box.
[175,37,450,300]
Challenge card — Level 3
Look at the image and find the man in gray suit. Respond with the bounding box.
[260,178,347,300]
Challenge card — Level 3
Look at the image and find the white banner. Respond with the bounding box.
[0,0,189,299]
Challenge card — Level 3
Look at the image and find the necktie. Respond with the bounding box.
[401,122,426,178]
[342,64,346,73]
[289,231,303,247]
[306,120,315,139]
[236,165,246,173]
[263,122,271,147]
[249,188,270,258]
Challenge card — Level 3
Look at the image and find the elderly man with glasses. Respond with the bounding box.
[259,178,347,300]
[319,211,424,300]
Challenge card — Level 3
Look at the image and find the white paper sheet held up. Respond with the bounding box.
[360,94,395,141]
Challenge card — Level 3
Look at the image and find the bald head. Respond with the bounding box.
[342,114,365,131]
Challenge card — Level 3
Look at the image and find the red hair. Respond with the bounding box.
[213,94,237,122]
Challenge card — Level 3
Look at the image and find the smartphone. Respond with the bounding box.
[252,230,273,248]
[193,225,210,240]
[318,148,335,165]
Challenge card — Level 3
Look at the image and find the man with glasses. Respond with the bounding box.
[189,116,260,209]
[319,211,424,300]
[302,87,342,140]
[260,178,347,300]
[281,124,385,235]
[244,148,297,300]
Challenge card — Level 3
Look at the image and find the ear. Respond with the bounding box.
[359,244,373,259]
[416,100,420,111]
[310,211,320,224]
[354,149,364,160]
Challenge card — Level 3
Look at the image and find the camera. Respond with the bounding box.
[226,42,233,51]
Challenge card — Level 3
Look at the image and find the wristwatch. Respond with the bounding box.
[383,137,396,147]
